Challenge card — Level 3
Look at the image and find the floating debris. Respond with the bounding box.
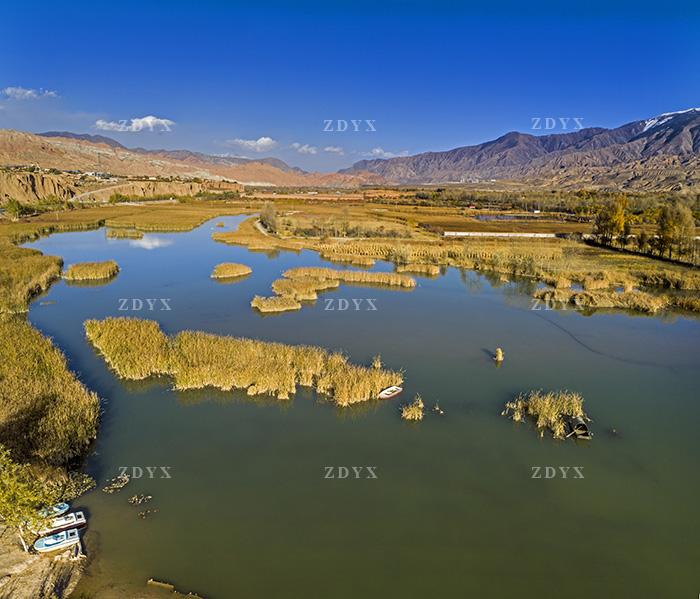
[433,403,444,415]
[147,578,206,598]
[138,509,159,519]
[102,473,130,493]
[128,494,153,505]
[494,347,504,362]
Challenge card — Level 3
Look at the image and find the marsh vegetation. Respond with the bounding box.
[210,262,252,279]
[502,390,588,439]
[401,395,425,421]
[0,316,99,464]
[84,317,403,406]
[63,260,120,281]
[250,267,416,313]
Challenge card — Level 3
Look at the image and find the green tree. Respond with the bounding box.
[657,205,675,258]
[4,198,28,220]
[674,203,696,259]
[260,202,278,233]
[0,446,59,551]
[593,195,627,245]
[637,231,649,254]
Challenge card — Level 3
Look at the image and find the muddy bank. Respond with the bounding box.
[0,526,83,599]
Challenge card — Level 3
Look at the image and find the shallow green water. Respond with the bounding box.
[24,216,700,598]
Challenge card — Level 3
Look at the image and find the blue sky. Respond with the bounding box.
[1,0,698,171]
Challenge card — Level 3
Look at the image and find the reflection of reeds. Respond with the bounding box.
[63,260,119,281]
[502,389,587,439]
[106,228,143,239]
[84,317,403,405]
[211,263,252,279]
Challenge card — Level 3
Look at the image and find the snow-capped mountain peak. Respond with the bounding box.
[642,107,700,132]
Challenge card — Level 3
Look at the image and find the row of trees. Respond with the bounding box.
[593,195,697,262]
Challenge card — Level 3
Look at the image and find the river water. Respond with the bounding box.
[24,215,699,598]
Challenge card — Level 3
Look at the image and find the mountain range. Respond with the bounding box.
[342,108,700,190]
[1,108,699,190]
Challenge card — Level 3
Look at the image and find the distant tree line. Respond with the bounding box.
[593,195,697,264]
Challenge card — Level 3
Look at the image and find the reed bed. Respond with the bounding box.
[63,260,120,281]
[212,217,302,252]
[105,228,143,239]
[250,295,302,313]
[271,276,339,300]
[401,395,424,421]
[396,263,441,276]
[0,242,62,314]
[284,267,416,288]
[84,317,403,405]
[502,390,588,439]
[211,263,252,279]
[533,288,673,313]
[320,253,376,267]
[1,315,99,464]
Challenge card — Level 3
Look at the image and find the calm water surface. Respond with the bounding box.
[24,216,700,598]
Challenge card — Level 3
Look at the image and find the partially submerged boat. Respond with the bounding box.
[33,528,80,553]
[378,385,403,400]
[37,502,70,519]
[565,416,592,440]
[37,511,86,536]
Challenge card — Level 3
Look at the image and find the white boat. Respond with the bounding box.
[37,511,86,536]
[37,502,70,519]
[378,385,403,400]
[33,528,80,553]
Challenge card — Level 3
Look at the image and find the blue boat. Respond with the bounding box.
[37,502,70,519]
[33,528,80,553]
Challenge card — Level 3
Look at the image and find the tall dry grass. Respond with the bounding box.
[502,390,587,439]
[271,277,339,300]
[84,317,403,405]
[396,263,441,276]
[250,295,302,313]
[63,260,119,281]
[211,263,252,279]
[401,395,424,421]
[284,267,416,288]
[1,316,99,464]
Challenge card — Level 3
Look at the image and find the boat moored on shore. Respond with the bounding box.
[33,528,81,553]
[37,511,86,536]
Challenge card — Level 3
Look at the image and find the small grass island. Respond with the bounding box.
[211,262,252,280]
[63,260,120,282]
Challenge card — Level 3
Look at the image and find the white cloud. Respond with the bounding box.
[2,86,58,100]
[226,136,278,153]
[95,115,175,132]
[362,147,408,159]
[323,146,344,155]
[291,142,318,155]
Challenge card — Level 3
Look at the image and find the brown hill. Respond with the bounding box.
[0,130,378,188]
